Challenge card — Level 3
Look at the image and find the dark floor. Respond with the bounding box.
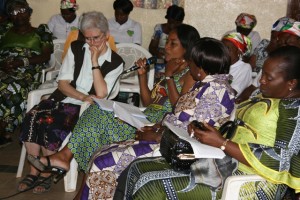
[0,133,83,200]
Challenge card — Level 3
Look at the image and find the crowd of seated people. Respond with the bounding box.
[1,0,300,199]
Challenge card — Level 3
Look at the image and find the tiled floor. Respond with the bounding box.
[0,133,83,200]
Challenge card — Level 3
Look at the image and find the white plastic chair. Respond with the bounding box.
[40,39,65,85]
[16,88,88,192]
[221,174,265,200]
[116,43,154,106]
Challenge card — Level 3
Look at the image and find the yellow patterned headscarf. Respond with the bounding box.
[235,13,257,29]
[223,32,252,57]
[60,0,78,10]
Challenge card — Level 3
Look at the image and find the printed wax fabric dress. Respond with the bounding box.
[67,68,189,172]
[0,22,53,132]
[115,96,300,200]
[82,74,236,200]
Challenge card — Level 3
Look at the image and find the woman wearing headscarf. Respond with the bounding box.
[225,13,261,54]
[0,0,53,147]
[47,0,79,39]
[222,32,252,97]
[108,0,142,45]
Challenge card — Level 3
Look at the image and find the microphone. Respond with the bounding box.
[121,57,156,75]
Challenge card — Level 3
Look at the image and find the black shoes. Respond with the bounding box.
[27,155,67,184]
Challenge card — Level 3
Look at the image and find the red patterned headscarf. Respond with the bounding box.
[235,13,257,29]
[223,32,252,57]
[60,0,78,10]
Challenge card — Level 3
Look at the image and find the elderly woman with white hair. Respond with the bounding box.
[18,11,123,194]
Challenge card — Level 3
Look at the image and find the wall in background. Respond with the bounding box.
[27,0,287,49]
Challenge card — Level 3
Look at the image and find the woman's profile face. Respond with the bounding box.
[83,28,107,48]
[164,31,185,62]
[259,57,291,98]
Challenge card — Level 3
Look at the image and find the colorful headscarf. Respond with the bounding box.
[272,17,295,32]
[60,0,78,10]
[235,13,257,29]
[280,21,300,37]
[223,32,252,57]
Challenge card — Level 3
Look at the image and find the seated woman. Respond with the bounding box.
[0,0,53,146]
[115,45,300,200]
[222,32,252,96]
[27,23,200,193]
[225,13,261,54]
[19,11,123,193]
[148,5,185,79]
[47,0,80,40]
[80,37,236,199]
[108,0,142,45]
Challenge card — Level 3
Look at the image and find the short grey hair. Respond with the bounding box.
[79,11,109,34]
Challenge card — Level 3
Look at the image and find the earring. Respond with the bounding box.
[197,73,201,77]
[289,88,292,91]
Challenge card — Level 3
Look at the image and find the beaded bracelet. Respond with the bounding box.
[22,57,29,67]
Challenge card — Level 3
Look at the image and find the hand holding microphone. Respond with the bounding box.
[121,57,156,75]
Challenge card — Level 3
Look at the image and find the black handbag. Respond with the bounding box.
[159,121,237,172]
[160,128,196,172]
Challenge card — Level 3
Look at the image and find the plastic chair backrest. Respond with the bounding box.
[48,39,66,70]
[116,43,154,91]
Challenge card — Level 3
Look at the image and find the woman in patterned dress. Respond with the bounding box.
[0,0,53,146]
[115,45,300,200]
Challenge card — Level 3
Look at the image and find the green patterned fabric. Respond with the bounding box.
[68,68,189,172]
[0,23,53,132]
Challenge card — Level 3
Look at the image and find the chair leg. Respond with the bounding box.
[63,158,78,192]
[16,144,26,178]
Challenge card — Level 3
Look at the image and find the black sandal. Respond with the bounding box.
[33,176,52,194]
[17,174,39,192]
[27,155,66,183]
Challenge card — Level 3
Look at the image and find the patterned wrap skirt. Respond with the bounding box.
[114,157,287,200]
[81,140,160,200]
[20,99,81,151]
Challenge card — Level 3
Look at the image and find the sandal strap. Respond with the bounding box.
[34,176,52,190]
[18,174,39,190]
[46,156,51,168]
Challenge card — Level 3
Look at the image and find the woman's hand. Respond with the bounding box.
[188,122,225,148]
[135,58,149,76]
[89,40,107,65]
[165,58,187,77]
[135,123,164,142]
[81,94,97,104]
